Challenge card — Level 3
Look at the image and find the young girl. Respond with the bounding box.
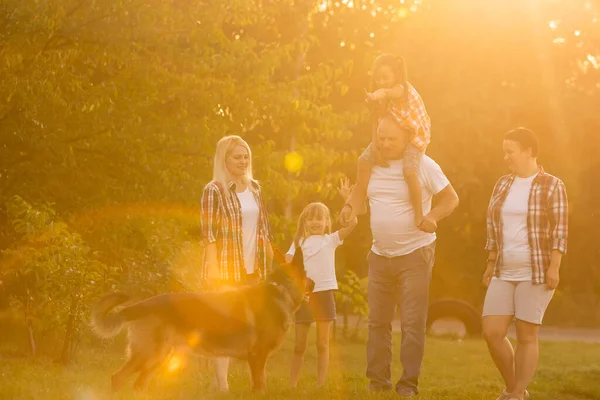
[341,54,432,230]
[287,183,357,388]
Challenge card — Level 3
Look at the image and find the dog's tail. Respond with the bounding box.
[91,292,131,338]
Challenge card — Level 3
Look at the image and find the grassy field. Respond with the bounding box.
[1,331,600,400]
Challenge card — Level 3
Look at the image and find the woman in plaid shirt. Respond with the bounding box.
[200,135,273,392]
[482,128,568,400]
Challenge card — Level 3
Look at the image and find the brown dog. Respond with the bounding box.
[91,252,312,392]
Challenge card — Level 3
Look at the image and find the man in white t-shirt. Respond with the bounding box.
[362,114,459,397]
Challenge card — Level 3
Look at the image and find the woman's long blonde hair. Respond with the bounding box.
[213,135,255,194]
[293,202,332,248]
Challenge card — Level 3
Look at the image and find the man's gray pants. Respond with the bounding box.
[366,242,436,394]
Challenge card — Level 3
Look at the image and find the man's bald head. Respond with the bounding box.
[376,115,409,161]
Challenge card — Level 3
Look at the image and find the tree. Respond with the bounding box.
[1,196,117,362]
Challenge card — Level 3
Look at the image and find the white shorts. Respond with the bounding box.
[482,278,555,325]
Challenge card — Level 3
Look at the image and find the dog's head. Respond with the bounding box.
[268,247,314,307]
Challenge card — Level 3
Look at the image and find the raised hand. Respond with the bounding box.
[365,88,387,102]
[337,177,354,201]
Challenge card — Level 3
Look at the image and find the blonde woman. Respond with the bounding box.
[200,135,273,391]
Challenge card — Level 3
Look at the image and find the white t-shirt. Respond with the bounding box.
[367,155,450,257]
[236,188,259,274]
[500,174,535,281]
[286,232,343,292]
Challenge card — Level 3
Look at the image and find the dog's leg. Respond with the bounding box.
[112,354,144,392]
[248,351,268,392]
[133,343,171,391]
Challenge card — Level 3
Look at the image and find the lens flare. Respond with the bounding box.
[284,152,303,173]
[167,354,183,373]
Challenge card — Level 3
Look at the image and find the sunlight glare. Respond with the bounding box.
[168,354,183,373]
[284,152,303,173]
[587,54,599,69]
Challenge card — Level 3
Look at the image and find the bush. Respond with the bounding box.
[0,196,119,362]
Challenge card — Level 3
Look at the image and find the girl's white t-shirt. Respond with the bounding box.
[236,188,259,274]
[286,232,343,292]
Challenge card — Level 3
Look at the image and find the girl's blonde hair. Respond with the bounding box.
[213,135,255,194]
[293,202,332,248]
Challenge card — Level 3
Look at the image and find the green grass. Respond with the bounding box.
[1,331,600,400]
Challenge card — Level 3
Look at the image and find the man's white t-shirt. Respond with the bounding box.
[286,232,342,292]
[236,188,259,274]
[499,174,535,281]
[368,155,450,257]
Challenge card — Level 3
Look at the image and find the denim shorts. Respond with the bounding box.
[295,290,337,324]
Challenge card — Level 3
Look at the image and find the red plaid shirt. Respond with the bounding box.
[200,180,272,284]
[486,167,568,284]
[387,82,431,153]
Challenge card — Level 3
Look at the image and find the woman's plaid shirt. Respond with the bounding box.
[486,167,568,284]
[200,180,272,284]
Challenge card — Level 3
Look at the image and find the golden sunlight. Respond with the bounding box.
[167,354,183,373]
[284,152,304,173]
